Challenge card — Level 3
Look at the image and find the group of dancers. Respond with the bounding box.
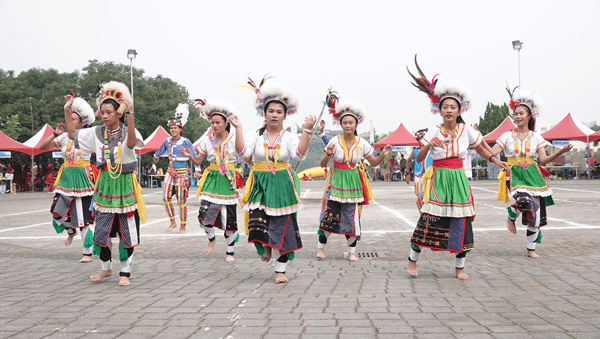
[44,60,572,285]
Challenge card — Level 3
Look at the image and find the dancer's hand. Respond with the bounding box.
[54,123,65,135]
[193,171,201,179]
[381,145,392,157]
[304,115,317,130]
[325,142,335,155]
[559,144,573,154]
[181,146,192,157]
[229,114,242,129]
[64,95,74,109]
[319,119,325,134]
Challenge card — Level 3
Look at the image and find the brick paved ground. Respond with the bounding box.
[1,180,599,338]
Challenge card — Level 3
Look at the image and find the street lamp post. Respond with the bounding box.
[512,40,523,89]
[127,49,139,182]
[127,49,137,111]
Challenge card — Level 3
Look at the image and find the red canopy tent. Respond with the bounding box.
[193,127,213,149]
[0,131,30,154]
[135,126,170,155]
[590,129,600,142]
[23,123,59,155]
[541,113,598,142]
[483,116,516,144]
[373,123,419,149]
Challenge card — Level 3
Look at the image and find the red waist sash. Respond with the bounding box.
[333,161,357,170]
[432,158,463,169]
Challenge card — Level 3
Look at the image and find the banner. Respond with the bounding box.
[52,152,63,158]
[552,140,570,147]
[0,151,11,158]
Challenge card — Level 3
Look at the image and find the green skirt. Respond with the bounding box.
[94,171,137,214]
[245,168,301,216]
[53,165,95,197]
[421,167,475,218]
[509,164,552,197]
[198,169,237,205]
[329,167,364,203]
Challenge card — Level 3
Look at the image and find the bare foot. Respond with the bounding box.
[348,253,359,262]
[261,246,272,262]
[456,268,469,280]
[178,224,186,234]
[166,220,177,232]
[119,276,131,286]
[78,256,92,263]
[64,233,76,246]
[527,250,540,259]
[225,255,234,263]
[407,260,418,277]
[275,272,288,284]
[90,270,112,282]
[204,238,216,255]
[316,248,325,259]
[507,218,517,234]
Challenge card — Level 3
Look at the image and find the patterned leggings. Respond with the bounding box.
[163,180,188,226]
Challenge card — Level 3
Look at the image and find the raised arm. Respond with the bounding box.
[229,115,245,154]
[320,142,335,167]
[297,115,317,156]
[123,97,136,149]
[182,146,206,166]
[63,95,76,140]
[40,123,64,150]
[365,145,392,167]
[538,144,573,165]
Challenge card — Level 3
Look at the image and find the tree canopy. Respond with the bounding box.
[477,102,510,136]
[0,60,208,166]
[0,60,208,147]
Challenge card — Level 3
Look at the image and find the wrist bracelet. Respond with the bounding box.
[302,128,311,133]
[126,111,133,115]
[488,155,494,162]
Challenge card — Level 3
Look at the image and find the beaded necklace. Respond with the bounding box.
[210,133,241,207]
[513,130,531,168]
[263,130,283,174]
[104,126,123,179]
[340,135,360,168]
[64,139,81,165]
[440,124,459,157]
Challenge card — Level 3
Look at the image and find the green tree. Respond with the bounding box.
[477,102,510,135]
[1,114,22,139]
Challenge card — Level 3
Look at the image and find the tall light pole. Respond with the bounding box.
[512,40,523,89]
[127,49,137,111]
[127,49,139,181]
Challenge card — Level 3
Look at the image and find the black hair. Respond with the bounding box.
[440,97,465,124]
[101,98,124,123]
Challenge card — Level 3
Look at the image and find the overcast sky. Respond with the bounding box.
[1,0,598,136]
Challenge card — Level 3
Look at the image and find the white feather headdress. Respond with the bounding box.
[507,88,543,119]
[71,97,95,126]
[95,81,132,115]
[194,98,237,122]
[174,103,189,126]
[237,75,299,116]
[432,77,472,114]
[326,91,366,125]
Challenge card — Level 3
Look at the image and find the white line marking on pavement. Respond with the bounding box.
[371,200,416,228]
[0,222,50,233]
[552,198,600,206]
[302,189,310,198]
[552,187,600,194]
[476,202,599,228]
[3,225,600,241]
[0,209,49,218]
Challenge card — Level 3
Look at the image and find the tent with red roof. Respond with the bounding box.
[483,116,516,144]
[373,123,419,149]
